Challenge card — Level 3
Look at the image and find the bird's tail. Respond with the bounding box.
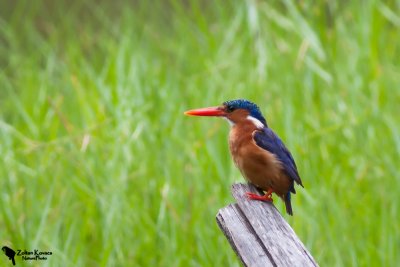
[284,192,293,216]
[11,258,15,265]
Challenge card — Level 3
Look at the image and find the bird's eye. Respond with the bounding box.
[226,105,235,113]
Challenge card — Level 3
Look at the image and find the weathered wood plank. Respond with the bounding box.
[216,183,318,267]
[216,204,274,267]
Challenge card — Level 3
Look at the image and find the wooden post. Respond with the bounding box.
[216,183,318,267]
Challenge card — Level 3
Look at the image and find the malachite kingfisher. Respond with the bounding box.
[184,99,303,215]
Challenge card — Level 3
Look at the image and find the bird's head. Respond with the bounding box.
[184,99,267,128]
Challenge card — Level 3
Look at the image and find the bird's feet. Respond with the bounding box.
[246,188,273,202]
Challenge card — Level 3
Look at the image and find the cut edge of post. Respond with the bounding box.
[216,182,319,267]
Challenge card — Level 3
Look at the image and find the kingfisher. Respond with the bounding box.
[184,99,303,215]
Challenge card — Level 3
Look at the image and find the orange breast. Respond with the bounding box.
[229,122,291,197]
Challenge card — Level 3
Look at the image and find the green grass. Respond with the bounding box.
[0,0,399,266]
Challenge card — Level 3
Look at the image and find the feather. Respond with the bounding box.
[253,127,303,187]
[284,192,293,215]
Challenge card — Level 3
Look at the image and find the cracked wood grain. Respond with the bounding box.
[216,183,318,267]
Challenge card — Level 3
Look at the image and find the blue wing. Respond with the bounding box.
[253,127,303,191]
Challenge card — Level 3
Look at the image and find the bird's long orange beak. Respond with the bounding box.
[184,106,226,117]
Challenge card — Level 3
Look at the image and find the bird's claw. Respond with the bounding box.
[246,192,273,202]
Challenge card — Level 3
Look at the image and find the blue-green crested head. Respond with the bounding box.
[223,99,267,126]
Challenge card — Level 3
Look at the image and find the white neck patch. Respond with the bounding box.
[247,115,264,129]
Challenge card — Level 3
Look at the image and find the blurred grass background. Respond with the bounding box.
[0,0,399,266]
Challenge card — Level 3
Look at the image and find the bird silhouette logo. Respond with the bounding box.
[2,246,16,265]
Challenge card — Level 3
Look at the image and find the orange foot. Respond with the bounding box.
[246,188,273,202]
